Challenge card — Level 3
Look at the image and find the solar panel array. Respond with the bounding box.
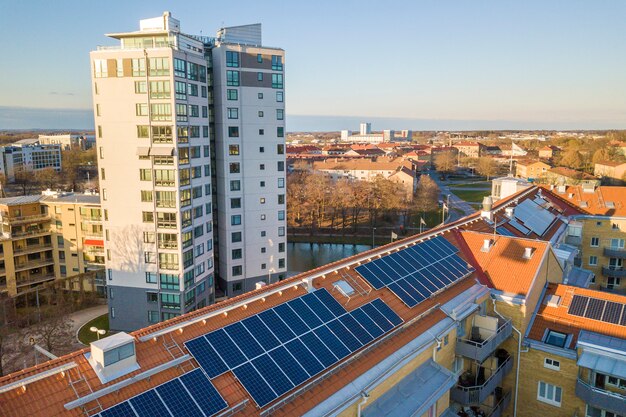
[93,369,227,417]
[568,295,626,326]
[513,199,556,236]
[354,236,474,308]
[185,289,402,408]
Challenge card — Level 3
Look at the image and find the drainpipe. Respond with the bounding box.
[492,298,525,417]
[356,392,370,417]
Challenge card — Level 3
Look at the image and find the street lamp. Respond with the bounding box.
[90,326,106,340]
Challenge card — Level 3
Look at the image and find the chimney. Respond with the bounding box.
[481,239,492,252]
[523,247,534,259]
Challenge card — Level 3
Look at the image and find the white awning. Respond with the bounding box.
[136,147,150,156]
[578,350,626,380]
[150,147,174,156]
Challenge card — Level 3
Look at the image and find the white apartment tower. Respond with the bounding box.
[210,25,287,296]
[90,13,286,330]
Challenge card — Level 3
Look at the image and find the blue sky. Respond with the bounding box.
[0,0,625,130]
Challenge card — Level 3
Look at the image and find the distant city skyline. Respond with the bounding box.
[1,0,625,130]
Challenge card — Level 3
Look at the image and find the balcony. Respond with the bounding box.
[14,258,55,272]
[603,247,626,259]
[451,355,513,405]
[13,243,53,255]
[575,379,626,416]
[456,318,512,362]
[601,266,626,278]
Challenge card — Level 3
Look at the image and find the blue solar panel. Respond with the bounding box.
[288,298,323,329]
[100,402,136,417]
[371,299,403,327]
[242,315,281,350]
[233,362,277,408]
[258,309,296,344]
[269,346,309,386]
[273,303,310,336]
[184,336,228,378]
[339,314,373,345]
[224,322,265,360]
[312,288,347,317]
[351,307,384,338]
[180,369,228,417]
[300,332,338,367]
[325,319,362,352]
[205,329,247,369]
[129,390,169,417]
[251,355,294,397]
[284,338,324,376]
[313,325,352,359]
[301,292,335,322]
[156,379,204,417]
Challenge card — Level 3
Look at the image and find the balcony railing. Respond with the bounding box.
[14,258,55,272]
[601,266,626,278]
[451,356,513,405]
[575,379,626,416]
[456,318,512,362]
[603,247,626,259]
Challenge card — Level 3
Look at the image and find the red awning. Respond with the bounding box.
[84,239,104,247]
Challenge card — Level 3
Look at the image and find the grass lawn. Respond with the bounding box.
[450,188,491,204]
[78,314,110,345]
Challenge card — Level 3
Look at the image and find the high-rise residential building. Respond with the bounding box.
[210,24,287,296]
[89,12,286,330]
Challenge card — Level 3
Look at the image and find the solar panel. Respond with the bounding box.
[568,295,589,317]
[354,236,473,308]
[180,369,228,417]
[184,289,403,409]
[155,379,204,417]
[129,390,170,417]
[602,301,624,325]
[99,369,226,417]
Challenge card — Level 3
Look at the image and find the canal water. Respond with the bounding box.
[287,242,372,274]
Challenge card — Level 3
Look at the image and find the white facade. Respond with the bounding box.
[90,12,214,330]
[211,28,287,296]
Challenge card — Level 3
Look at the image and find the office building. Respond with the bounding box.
[89,12,286,330]
[3,185,624,417]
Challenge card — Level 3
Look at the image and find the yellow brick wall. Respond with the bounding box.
[580,217,626,291]
[517,348,584,417]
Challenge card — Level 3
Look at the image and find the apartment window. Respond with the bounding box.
[226,70,240,86]
[231,198,241,209]
[258,111,264,117]
[228,126,239,137]
[230,180,241,191]
[610,238,625,249]
[136,103,148,116]
[174,58,186,77]
[590,237,599,247]
[271,73,283,89]
[258,92,263,99]
[278,178,285,188]
[232,266,242,276]
[232,231,242,243]
[277,161,285,171]
[227,108,239,119]
[257,53,263,63]
[545,330,567,348]
[537,381,562,407]
[276,91,284,102]
[278,226,285,236]
[276,109,284,120]
[589,256,598,266]
[227,89,238,100]
[544,358,560,371]
[226,51,240,67]
[271,55,283,71]
[232,249,242,259]
[277,144,285,155]
[230,163,240,173]
[257,72,263,81]
[231,215,242,226]
[277,127,284,137]
[229,145,240,156]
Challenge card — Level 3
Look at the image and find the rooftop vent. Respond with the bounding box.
[87,332,139,384]
[481,239,493,253]
[523,247,534,259]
